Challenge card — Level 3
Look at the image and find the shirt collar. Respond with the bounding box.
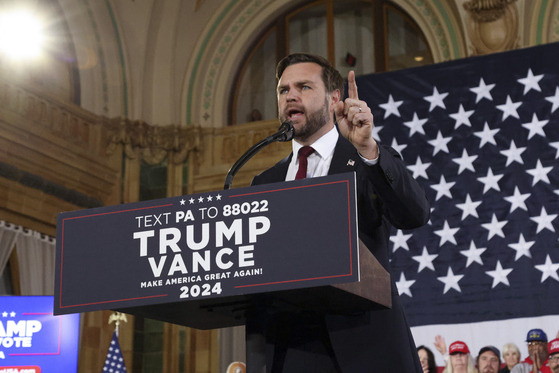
[292,126,338,159]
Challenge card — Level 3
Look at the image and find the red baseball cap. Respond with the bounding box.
[549,339,559,356]
[449,341,470,354]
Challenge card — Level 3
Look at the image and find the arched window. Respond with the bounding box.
[231,0,432,125]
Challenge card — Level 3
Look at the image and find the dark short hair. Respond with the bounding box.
[276,53,345,97]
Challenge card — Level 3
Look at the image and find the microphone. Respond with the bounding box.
[224,121,294,190]
[266,120,294,142]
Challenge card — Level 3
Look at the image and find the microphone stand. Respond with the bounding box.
[224,121,293,190]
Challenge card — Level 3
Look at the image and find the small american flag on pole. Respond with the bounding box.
[102,331,127,373]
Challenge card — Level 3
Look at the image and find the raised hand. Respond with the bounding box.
[333,70,378,160]
[434,335,447,356]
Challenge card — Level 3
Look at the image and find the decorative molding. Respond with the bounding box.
[463,0,519,55]
[0,161,103,208]
[83,0,110,114]
[409,0,452,60]
[105,118,202,165]
[550,1,559,42]
[0,77,104,152]
[464,0,516,22]
[528,0,558,45]
[187,0,465,127]
[201,0,268,125]
[0,77,120,208]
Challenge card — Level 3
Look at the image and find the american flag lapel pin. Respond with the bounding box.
[347,159,355,166]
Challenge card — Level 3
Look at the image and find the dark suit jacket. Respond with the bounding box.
[252,134,430,372]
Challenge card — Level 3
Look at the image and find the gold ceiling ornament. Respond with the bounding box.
[464,0,517,22]
[463,0,519,55]
[105,117,202,165]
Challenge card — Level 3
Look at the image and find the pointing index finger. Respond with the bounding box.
[347,70,359,100]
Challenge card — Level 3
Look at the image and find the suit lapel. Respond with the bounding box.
[266,154,292,182]
[261,136,358,183]
[328,136,359,175]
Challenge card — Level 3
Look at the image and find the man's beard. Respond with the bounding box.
[280,98,330,143]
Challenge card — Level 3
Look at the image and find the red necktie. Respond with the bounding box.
[295,146,315,180]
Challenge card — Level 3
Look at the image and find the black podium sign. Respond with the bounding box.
[54,173,360,318]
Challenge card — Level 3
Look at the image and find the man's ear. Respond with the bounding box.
[329,89,341,106]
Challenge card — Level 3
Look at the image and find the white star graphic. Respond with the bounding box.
[198,196,204,203]
[1,312,7,317]
[522,113,548,139]
[470,78,495,103]
[456,194,481,220]
[403,112,428,136]
[424,87,448,111]
[530,207,557,233]
[428,131,452,155]
[504,186,530,213]
[434,220,459,246]
[437,267,464,294]
[486,261,513,288]
[412,246,437,272]
[477,168,503,193]
[216,194,222,201]
[379,94,403,118]
[460,241,486,267]
[407,156,431,179]
[500,140,526,166]
[207,195,213,202]
[473,122,498,148]
[526,160,552,186]
[551,141,559,159]
[372,125,383,141]
[517,68,544,94]
[179,199,186,205]
[390,138,407,155]
[189,198,195,204]
[449,104,474,129]
[534,255,559,283]
[452,149,477,174]
[545,86,559,113]
[496,95,522,120]
[390,230,413,252]
[481,214,507,240]
[430,175,455,201]
[396,272,416,297]
[508,233,534,260]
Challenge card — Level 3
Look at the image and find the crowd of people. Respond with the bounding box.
[417,329,559,373]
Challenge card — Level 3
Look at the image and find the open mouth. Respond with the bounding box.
[287,108,304,121]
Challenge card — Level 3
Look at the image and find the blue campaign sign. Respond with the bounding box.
[0,296,80,373]
[54,173,359,316]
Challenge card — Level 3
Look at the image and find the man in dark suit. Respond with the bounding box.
[252,53,430,372]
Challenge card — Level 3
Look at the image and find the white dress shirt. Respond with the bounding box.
[285,127,379,181]
[285,127,338,181]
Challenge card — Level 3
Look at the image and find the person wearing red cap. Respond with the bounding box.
[548,339,559,373]
[442,341,477,373]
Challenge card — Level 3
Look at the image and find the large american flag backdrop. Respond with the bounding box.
[356,42,559,362]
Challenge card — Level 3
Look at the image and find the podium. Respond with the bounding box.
[54,173,390,372]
